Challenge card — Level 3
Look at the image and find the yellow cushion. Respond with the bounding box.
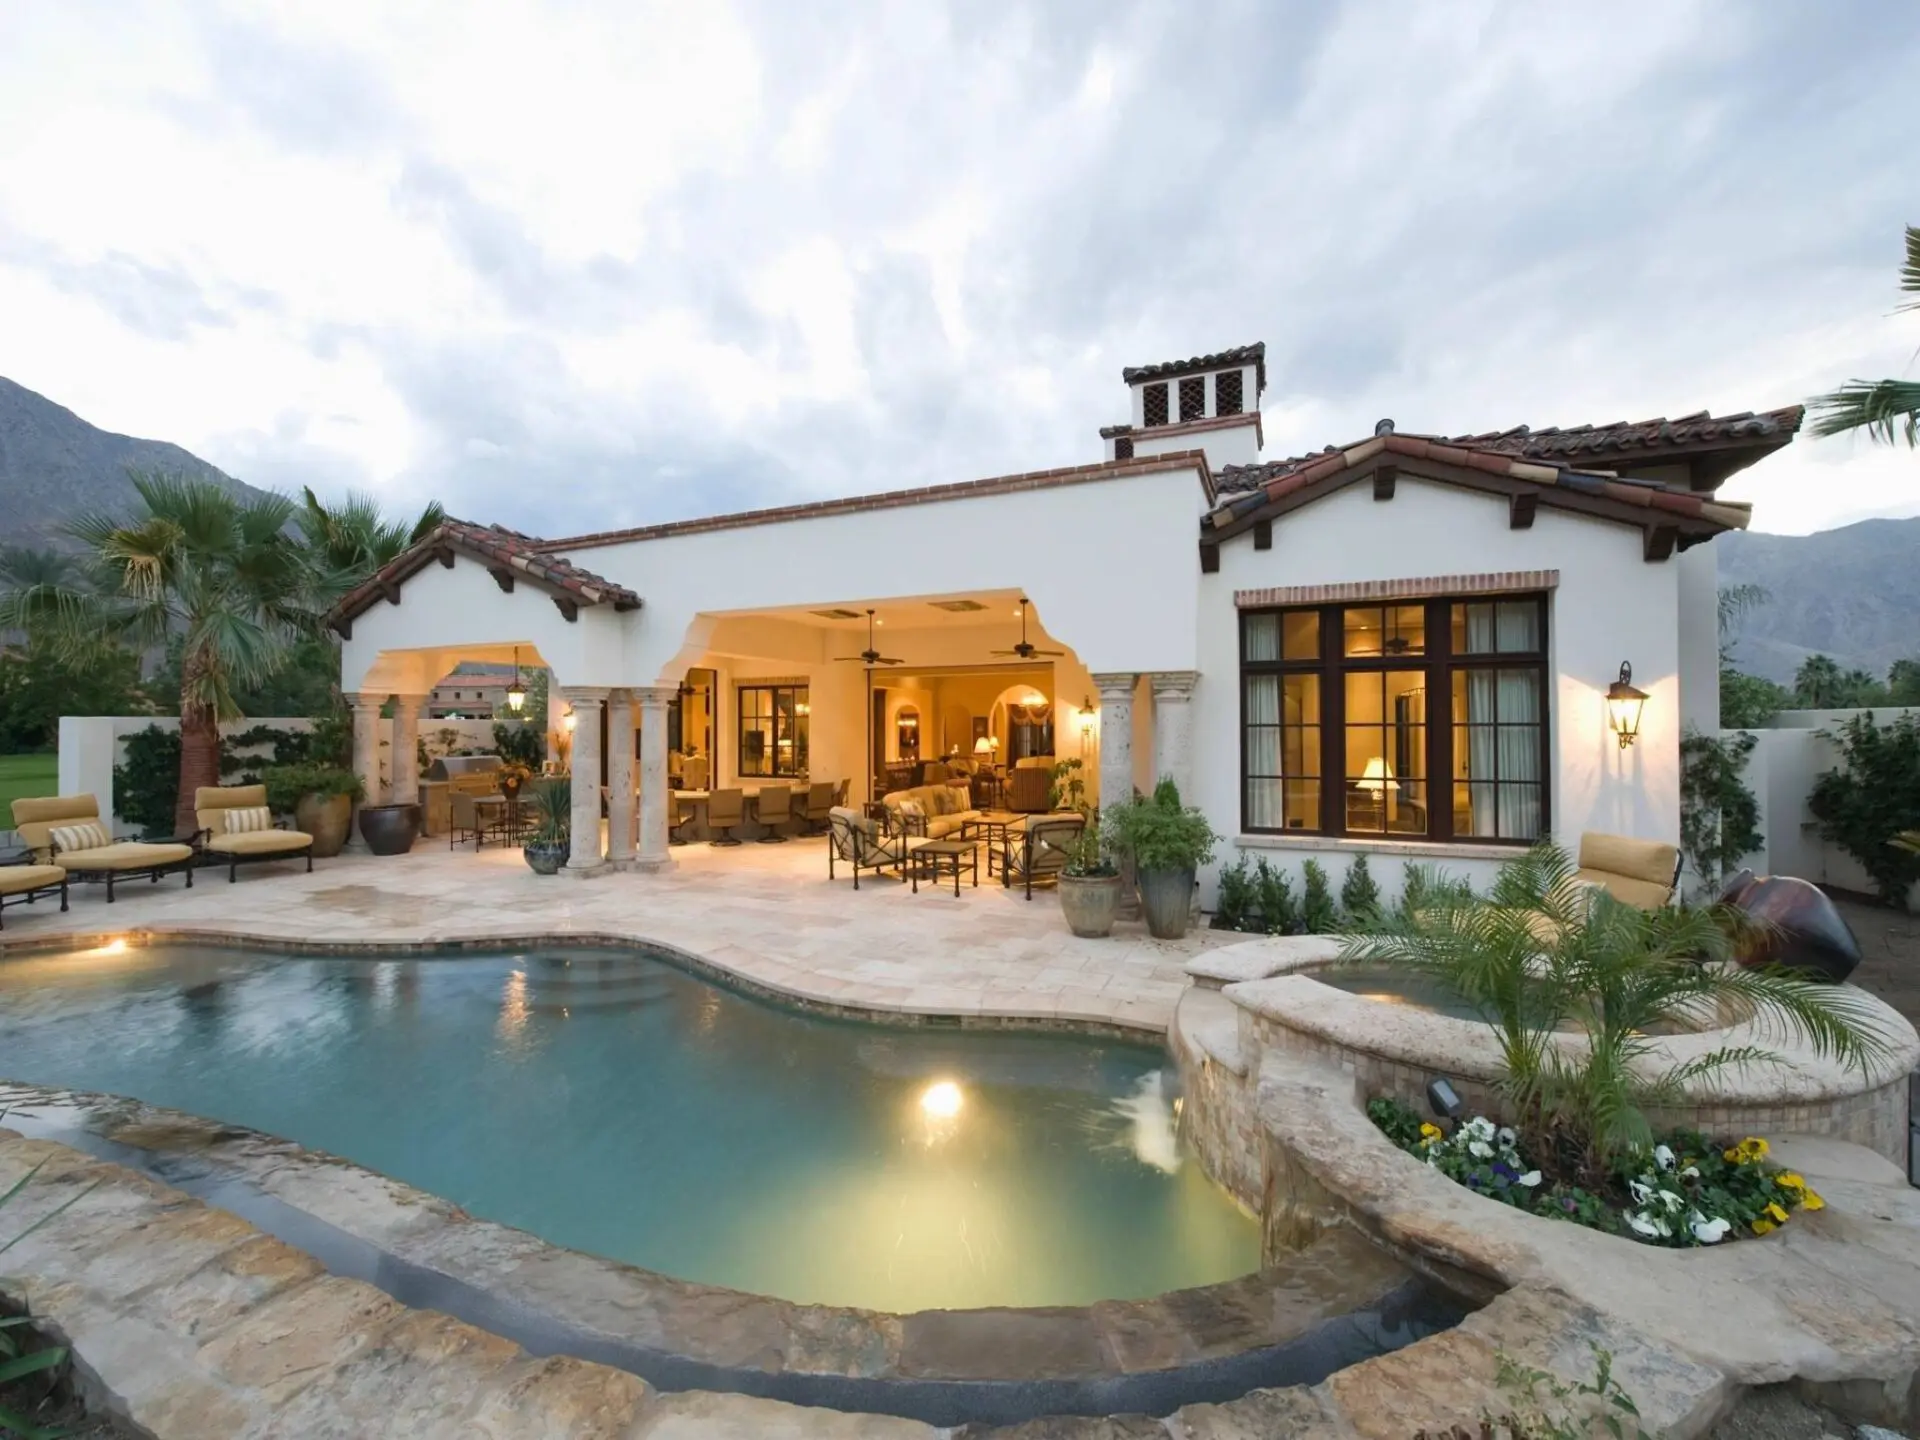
[1574,832,1678,910]
[205,830,313,856]
[0,865,66,896]
[223,806,275,834]
[55,842,193,871]
[49,822,110,853]
[195,784,270,837]
[1575,867,1674,911]
[11,794,104,859]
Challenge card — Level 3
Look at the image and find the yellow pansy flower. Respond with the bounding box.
[1774,1173,1805,1191]
[1751,1218,1776,1236]
[1801,1190,1825,1212]
[1765,1202,1789,1224]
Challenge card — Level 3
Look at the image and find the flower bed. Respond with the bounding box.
[1367,1098,1822,1248]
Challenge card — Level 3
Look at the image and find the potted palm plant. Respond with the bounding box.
[1058,820,1122,938]
[262,763,364,858]
[523,777,571,875]
[1107,778,1219,940]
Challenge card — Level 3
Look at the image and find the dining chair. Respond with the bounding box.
[753,784,793,843]
[802,781,834,834]
[707,788,746,846]
[669,792,698,846]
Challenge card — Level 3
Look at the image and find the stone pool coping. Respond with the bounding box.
[1196,937,1920,1109]
[0,1125,1779,1439]
[1170,986,1920,1435]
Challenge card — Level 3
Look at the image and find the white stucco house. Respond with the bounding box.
[329,342,1801,901]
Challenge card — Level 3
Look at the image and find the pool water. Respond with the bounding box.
[0,942,1258,1312]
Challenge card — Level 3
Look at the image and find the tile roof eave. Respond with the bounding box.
[538,451,1220,552]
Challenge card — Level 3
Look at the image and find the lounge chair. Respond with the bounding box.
[195,785,316,882]
[996,814,1085,900]
[827,806,921,890]
[0,857,67,930]
[10,794,196,902]
[1005,761,1053,814]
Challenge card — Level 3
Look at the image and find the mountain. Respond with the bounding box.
[1718,516,1920,684]
[0,376,276,548]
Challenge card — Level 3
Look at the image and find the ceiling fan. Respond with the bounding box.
[991,599,1065,660]
[833,609,905,666]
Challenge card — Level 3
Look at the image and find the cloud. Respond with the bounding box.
[0,0,1916,542]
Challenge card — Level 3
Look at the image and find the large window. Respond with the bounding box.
[738,684,809,778]
[1241,596,1548,843]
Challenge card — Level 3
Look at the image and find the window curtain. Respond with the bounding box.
[1245,674,1281,828]
[1495,670,1541,838]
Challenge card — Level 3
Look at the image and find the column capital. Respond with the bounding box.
[389,692,430,714]
[632,685,680,708]
[1090,672,1138,703]
[342,691,385,712]
[558,686,612,706]
[1149,671,1199,700]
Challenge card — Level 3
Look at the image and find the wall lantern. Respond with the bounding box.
[504,647,527,713]
[1078,694,1096,752]
[1606,662,1648,749]
[562,708,577,732]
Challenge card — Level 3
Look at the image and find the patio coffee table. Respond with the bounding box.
[961,811,1022,848]
[907,839,977,896]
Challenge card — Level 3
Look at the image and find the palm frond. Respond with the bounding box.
[1808,379,1920,447]
[1898,223,1920,310]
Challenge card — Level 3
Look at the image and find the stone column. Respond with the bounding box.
[1150,671,1199,804]
[561,687,610,878]
[344,692,385,851]
[1091,673,1137,815]
[633,686,677,873]
[605,690,636,868]
[389,695,426,808]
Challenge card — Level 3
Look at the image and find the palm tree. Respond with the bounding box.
[1809,225,1920,447]
[1794,653,1845,708]
[0,473,323,835]
[1341,844,1892,1178]
[296,487,444,601]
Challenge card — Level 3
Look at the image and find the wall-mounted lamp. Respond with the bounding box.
[505,647,527,713]
[562,708,577,732]
[1079,694,1096,751]
[1605,662,1648,749]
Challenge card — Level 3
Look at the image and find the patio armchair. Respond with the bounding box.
[996,813,1086,900]
[1574,832,1682,909]
[1004,763,1053,814]
[0,853,68,930]
[707,788,746,846]
[194,785,316,882]
[827,806,920,890]
[10,794,197,902]
[754,783,793,843]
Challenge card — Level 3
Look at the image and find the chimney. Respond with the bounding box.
[1104,342,1265,469]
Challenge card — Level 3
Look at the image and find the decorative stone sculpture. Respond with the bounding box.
[1716,870,1864,983]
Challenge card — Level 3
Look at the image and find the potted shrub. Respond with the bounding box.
[1057,820,1122,938]
[262,763,364,858]
[1107,778,1219,940]
[524,777,571,875]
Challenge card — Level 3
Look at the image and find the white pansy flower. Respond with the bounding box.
[1469,1141,1493,1159]
[1689,1213,1731,1244]
[1518,1170,1542,1188]
[1496,1127,1517,1147]
[1626,1211,1662,1238]
[1658,1189,1684,1212]
[1628,1179,1652,1206]
[1653,1144,1675,1171]
[1680,1164,1700,1179]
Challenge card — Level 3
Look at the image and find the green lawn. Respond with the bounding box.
[0,753,58,821]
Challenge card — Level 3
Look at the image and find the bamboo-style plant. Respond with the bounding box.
[1339,843,1894,1179]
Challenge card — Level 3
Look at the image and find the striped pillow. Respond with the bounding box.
[223,806,274,834]
[49,822,109,854]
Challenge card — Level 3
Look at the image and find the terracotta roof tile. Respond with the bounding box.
[327,518,641,632]
[1205,432,1754,541]
[1122,343,1267,394]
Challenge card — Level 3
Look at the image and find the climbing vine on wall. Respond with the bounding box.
[1678,726,1763,888]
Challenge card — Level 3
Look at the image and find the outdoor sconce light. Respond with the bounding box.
[1079,694,1096,751]
[504,647,527,713]
[1426,1077,1463,1122]
[1605,662,1648,749]
[562,709,577,732]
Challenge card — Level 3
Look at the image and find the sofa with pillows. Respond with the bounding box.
[879,781,983,840]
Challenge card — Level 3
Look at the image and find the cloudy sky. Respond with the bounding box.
[2,1,1916,540]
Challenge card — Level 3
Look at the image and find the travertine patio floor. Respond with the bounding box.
[0,835,1240,1033]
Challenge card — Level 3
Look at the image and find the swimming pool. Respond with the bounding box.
[0,940,1259,1313]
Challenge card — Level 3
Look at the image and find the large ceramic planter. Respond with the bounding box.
[295,792,353,858]
[1059,873,1123,938]
[356,803,420,857]
[1137,866,1196,940]
[523,841,568,876]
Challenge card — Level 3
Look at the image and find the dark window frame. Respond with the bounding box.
[737,682,810,779]
[1238,594,1551,844]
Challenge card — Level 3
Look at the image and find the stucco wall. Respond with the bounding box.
[1193,478,1685,902]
